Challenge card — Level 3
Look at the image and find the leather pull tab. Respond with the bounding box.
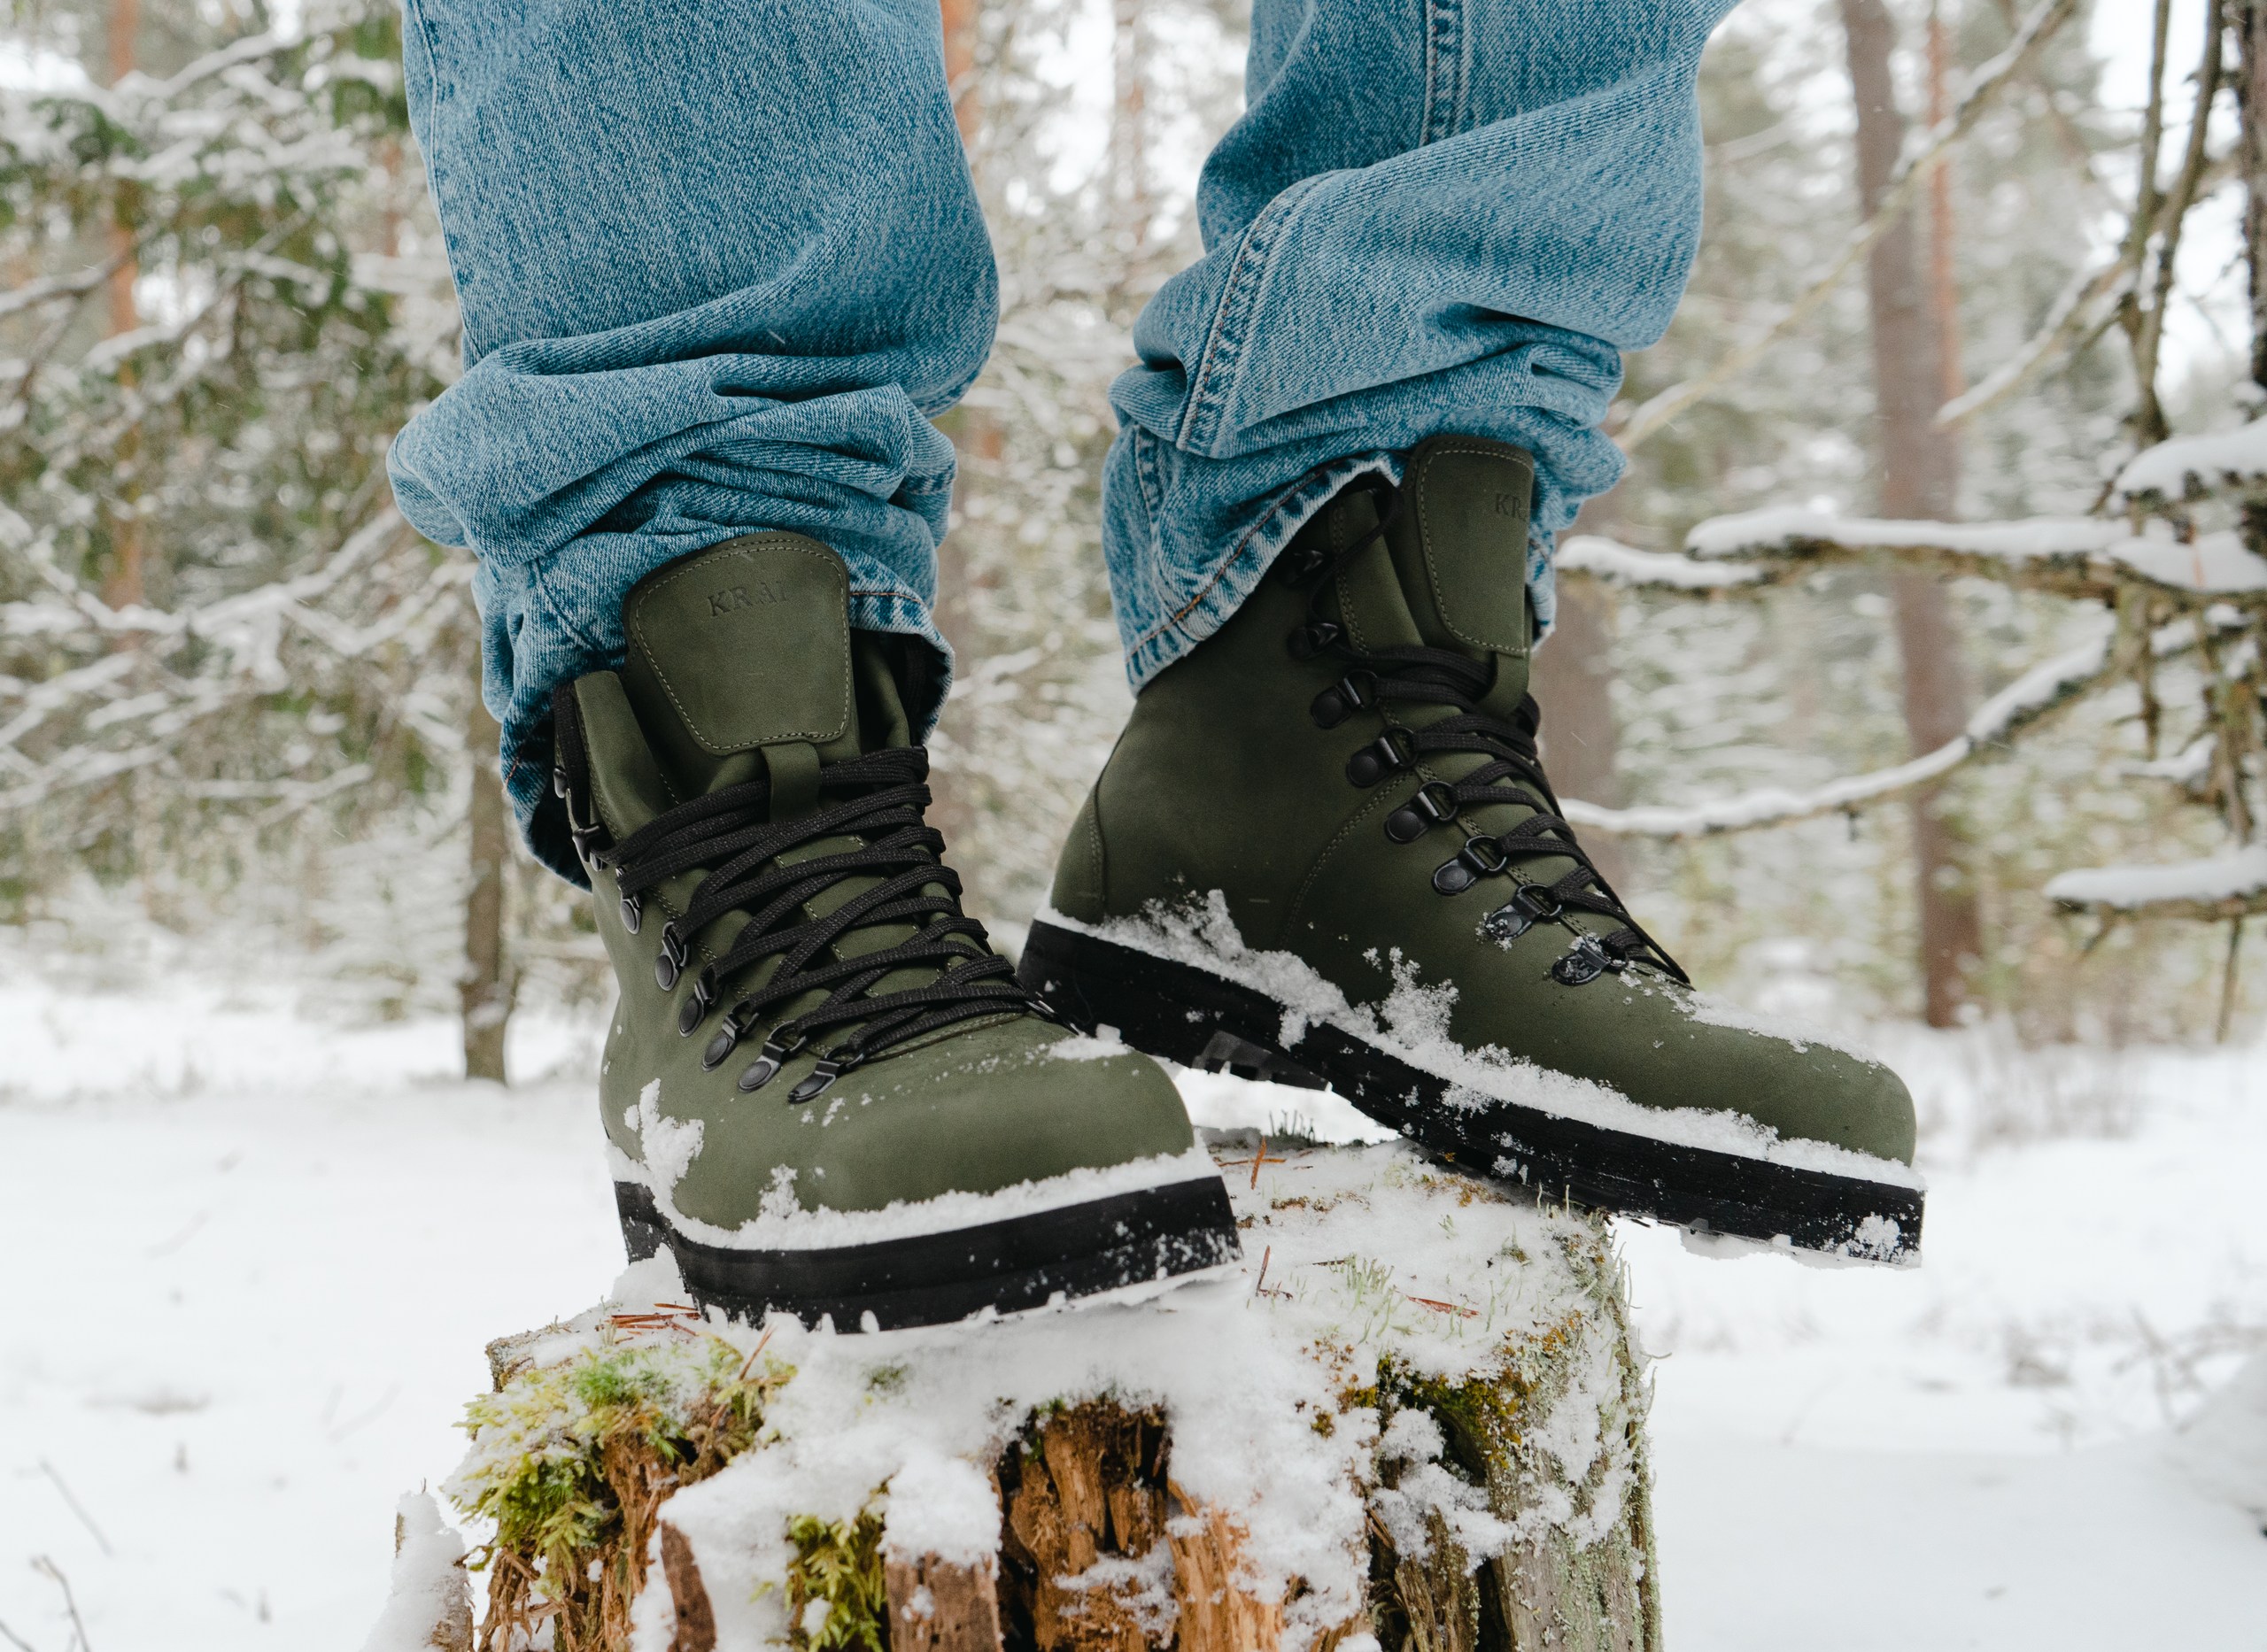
[763,740,822,821]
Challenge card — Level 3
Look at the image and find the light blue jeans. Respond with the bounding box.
[387,0,1736,874]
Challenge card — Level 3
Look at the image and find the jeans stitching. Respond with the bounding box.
[1421,0,1465,144]
[1174,174,1324,458]
[1122,450,1392,658]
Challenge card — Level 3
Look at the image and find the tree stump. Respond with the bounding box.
[397,1136,1659,1652]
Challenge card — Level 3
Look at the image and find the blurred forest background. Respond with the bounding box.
[2,0,2261,1080]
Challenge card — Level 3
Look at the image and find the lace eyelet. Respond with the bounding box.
[676,966,716,1036]
[701,1015,743,1071]
[1432,834,1507,895]
[1480,881,1564,943]
[1385,780,1459,843]
[1551,935,1623,986]
[1346,727,1416,787]
[738,1029,807,1092]
[789,1057,847,1105]
[1310,670,1376,730]
[654,923,686,990]
[618,880,642,934]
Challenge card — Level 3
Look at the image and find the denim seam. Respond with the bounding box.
[1122,450,1393,661]
[1419,0,1466,144]
[1172,174,1327,459]
[530,558,605,659]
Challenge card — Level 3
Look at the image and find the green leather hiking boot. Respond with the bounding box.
[551,534,1237,1329]
[1020,437,1923,1262]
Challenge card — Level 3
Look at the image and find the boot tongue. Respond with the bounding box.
[617,535,870,808]
[1367,437,1536,710]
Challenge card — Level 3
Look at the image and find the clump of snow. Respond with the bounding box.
[1048,1034,1130,1061]
[2114,420,2267,500]
[634,1077,704,1196]
[1042,895,1922,1190]
[2166,1355,2267,1522]
[2044,845,2267,912]
[1370,1409,1514,1565]
[608,1249,690,1314]
[879,1451,1002,1567]
[358,1492,468,1652]
[476,1140,1638,1652]
[1059,1543,1179,1638]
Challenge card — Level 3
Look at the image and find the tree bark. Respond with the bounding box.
[1840,0,1986,1027]
[463,690,511,1085]
[1534,498,1630,894]
[102,0,145,613]
[2240,1,2267,396]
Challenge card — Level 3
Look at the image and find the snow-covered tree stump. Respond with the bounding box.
[414,1136,1659,1652]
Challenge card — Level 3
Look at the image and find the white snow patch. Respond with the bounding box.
[2044,844,2267,910]
[1686,508,2267,595]
[2166,1354,2267,1521]
[357,1492,468,1652]
[2115,419,2267,498]
[1059,1542,1180,1637]
[623,1143,1225,1253]
[1557,534,1768,590]
[634,1077,704,1197]
[607,1248,689,1315]
[1040,898,1922,1190]
[1048,1034,1129,1061]
[882,1450,1002,1566]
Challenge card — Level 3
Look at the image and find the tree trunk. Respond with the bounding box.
[445,1139,1661,1652]
[462,691,511,1085]
[940,0,982,148]
[1840,0,1986,1027]
[2240,1,2267,397]
[102,0,145,614]
[1534,498,1630,894]
[929,0,991,868]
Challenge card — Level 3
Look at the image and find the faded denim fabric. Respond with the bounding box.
[388,0,1736,874]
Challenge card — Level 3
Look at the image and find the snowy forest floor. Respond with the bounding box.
[2,942,2263,1652]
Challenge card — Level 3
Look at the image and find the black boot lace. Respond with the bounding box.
[591,745,1042,1103]
[1279,478,1687,988]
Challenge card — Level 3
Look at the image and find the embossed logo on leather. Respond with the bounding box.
[1492,492,1521,518]
[707,581,784,616]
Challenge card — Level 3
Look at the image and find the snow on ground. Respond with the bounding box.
[2,956,2263,1651]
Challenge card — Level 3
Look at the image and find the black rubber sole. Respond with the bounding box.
[615,1173,1242,1331]
[1017,918,1923,1263]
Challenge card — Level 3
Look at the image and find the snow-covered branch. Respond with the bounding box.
[2114,421,2267,506]
[1555,535,1768,591]
[1563,617,2156,839]
[1680,509,2267,604]
[2045,845,2267,922]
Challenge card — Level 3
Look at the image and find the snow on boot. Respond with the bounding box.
[1019,437,1923,1262]
[553,534,1238,1329]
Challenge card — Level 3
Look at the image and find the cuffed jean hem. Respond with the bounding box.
[479,544,950,885]
[1104,397,1597,699]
